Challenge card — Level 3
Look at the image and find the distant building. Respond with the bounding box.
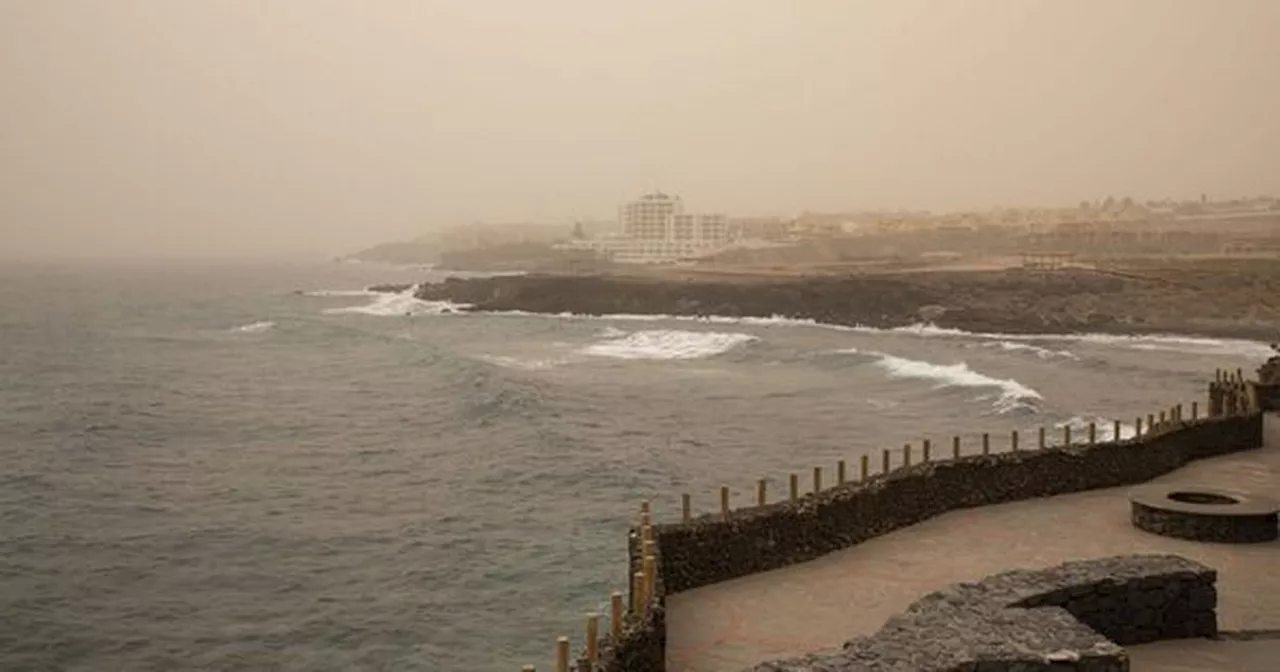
[558,192,733,263]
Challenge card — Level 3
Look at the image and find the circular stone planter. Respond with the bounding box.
[1129,484,1278,543]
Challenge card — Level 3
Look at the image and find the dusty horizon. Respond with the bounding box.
[3,0,1279,260]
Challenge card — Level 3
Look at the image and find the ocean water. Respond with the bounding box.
[0,260,1269,672]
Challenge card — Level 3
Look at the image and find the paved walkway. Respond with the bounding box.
[666,422,1280,671]
[1128,638,1280,671]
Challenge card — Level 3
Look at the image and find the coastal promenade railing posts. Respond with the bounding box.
[523,369,1263,671]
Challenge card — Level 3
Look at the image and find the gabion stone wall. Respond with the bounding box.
[748,554,1217,672]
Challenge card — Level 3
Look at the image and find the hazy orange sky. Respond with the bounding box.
[2,0,1278,259]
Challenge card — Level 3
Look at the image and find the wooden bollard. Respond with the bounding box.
[922,439,931,462]
[1192,401,1198,420]
[1176,403,1183,422]
[631,571,644,614]
[1135,416,1143,436]
[1113,420,1121,441]
[757,478,767,506]
[837,460,846,485]
[953,436,961,459]
[882,448,891,474]
[610,592,623,638]
[642,555,655,606]
[1088,422,1096,445]
[720,486,729,519]
[1063,424,1071,447]
[585,612,600,663]
[789,473,798,502]
[1159,410,1166,428]
[903,443,912,467]
[1038,427,1046,449]
[813,466,822,493]
[555,636,569,672]
[1148,413,1155,432]
[681,494,690,523]
[860,454,869,481]
[982,432,990,455]
[1011,430,1018,452]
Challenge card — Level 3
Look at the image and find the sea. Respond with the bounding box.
[0,259,1270,672]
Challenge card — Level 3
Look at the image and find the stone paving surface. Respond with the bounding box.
[1128,638,1280,671]
[665,420,1280,672]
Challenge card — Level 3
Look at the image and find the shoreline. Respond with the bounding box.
[382,265,1280,343]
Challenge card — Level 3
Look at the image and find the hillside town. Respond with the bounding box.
[348,192,1280,273]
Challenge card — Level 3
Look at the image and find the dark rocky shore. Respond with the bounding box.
[375,262,1280,340]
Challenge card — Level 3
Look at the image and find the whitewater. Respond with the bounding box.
[0,263,1266,672]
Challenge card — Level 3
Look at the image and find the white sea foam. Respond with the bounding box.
[230,320,276,333]
[322,285,471,317]
[303,289,379,297]
[982,340,1078,360]
[841,347,1042,414]
[581,329,757,360]
[476,355,564,371]
[1054,416,1137,441]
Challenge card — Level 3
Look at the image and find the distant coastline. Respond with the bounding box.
[371,259,1280,342]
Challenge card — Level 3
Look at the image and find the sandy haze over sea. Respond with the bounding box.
[2,0,1278,260]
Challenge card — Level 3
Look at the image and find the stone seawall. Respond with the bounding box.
[653,414,1261,595]
[750,554,1218,671]
[573,412,1262,672]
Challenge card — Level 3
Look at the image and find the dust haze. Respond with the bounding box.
[2,0,1277,260]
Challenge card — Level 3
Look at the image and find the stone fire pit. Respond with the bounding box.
[1129,484,1278,543]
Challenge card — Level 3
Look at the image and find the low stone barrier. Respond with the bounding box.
[749,554,1218,671]
[655,413,1260,595]
[528,379,1263,672]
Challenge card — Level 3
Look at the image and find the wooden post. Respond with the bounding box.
[681,494,691,523]
[720,486,729,519]
[610,592,623,638]
[1063,424,1071,447]
[1010,430,1018,452]
[757,478,767,506]
[643,553,655,598]
[1176,403,1183,422]
[1135,416,1143,436]
[789,473,798,502]
[922,439,931,462]
[555,636,569,672]
[1159,410,1166,428]
[1088,422,1096,445]
[1038,427,1046,449]
[837,460,846,485]
[812,466,822,493]
[1113,420,1121,441]
[639,501,650,529]
[952,435,961,459]
[982,432,990,455]
[1147,413,1154,432]
[882,448,891,474]
[585,613,600,663]
[859,454,869,481]
[903,443,912,467]
[631,572,643,614]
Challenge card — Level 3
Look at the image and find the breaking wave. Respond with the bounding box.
[982,341,1078,360]
[841,347,1042,414]
[230,320,276,334]
[581,329,757,361]
[321,286,471,317]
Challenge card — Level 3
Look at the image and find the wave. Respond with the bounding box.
[303,289,379,297]
[322,285,471,317]
[841,347,1042,414]
[581,329,757,361]
[230,320,276,334]
[982,340,1078,360]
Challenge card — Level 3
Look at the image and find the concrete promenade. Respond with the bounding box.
[665,420,1280,671]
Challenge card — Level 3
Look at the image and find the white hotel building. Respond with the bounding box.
[561,192,732,264]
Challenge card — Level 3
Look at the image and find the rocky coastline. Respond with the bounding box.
[381,264,1280,341]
